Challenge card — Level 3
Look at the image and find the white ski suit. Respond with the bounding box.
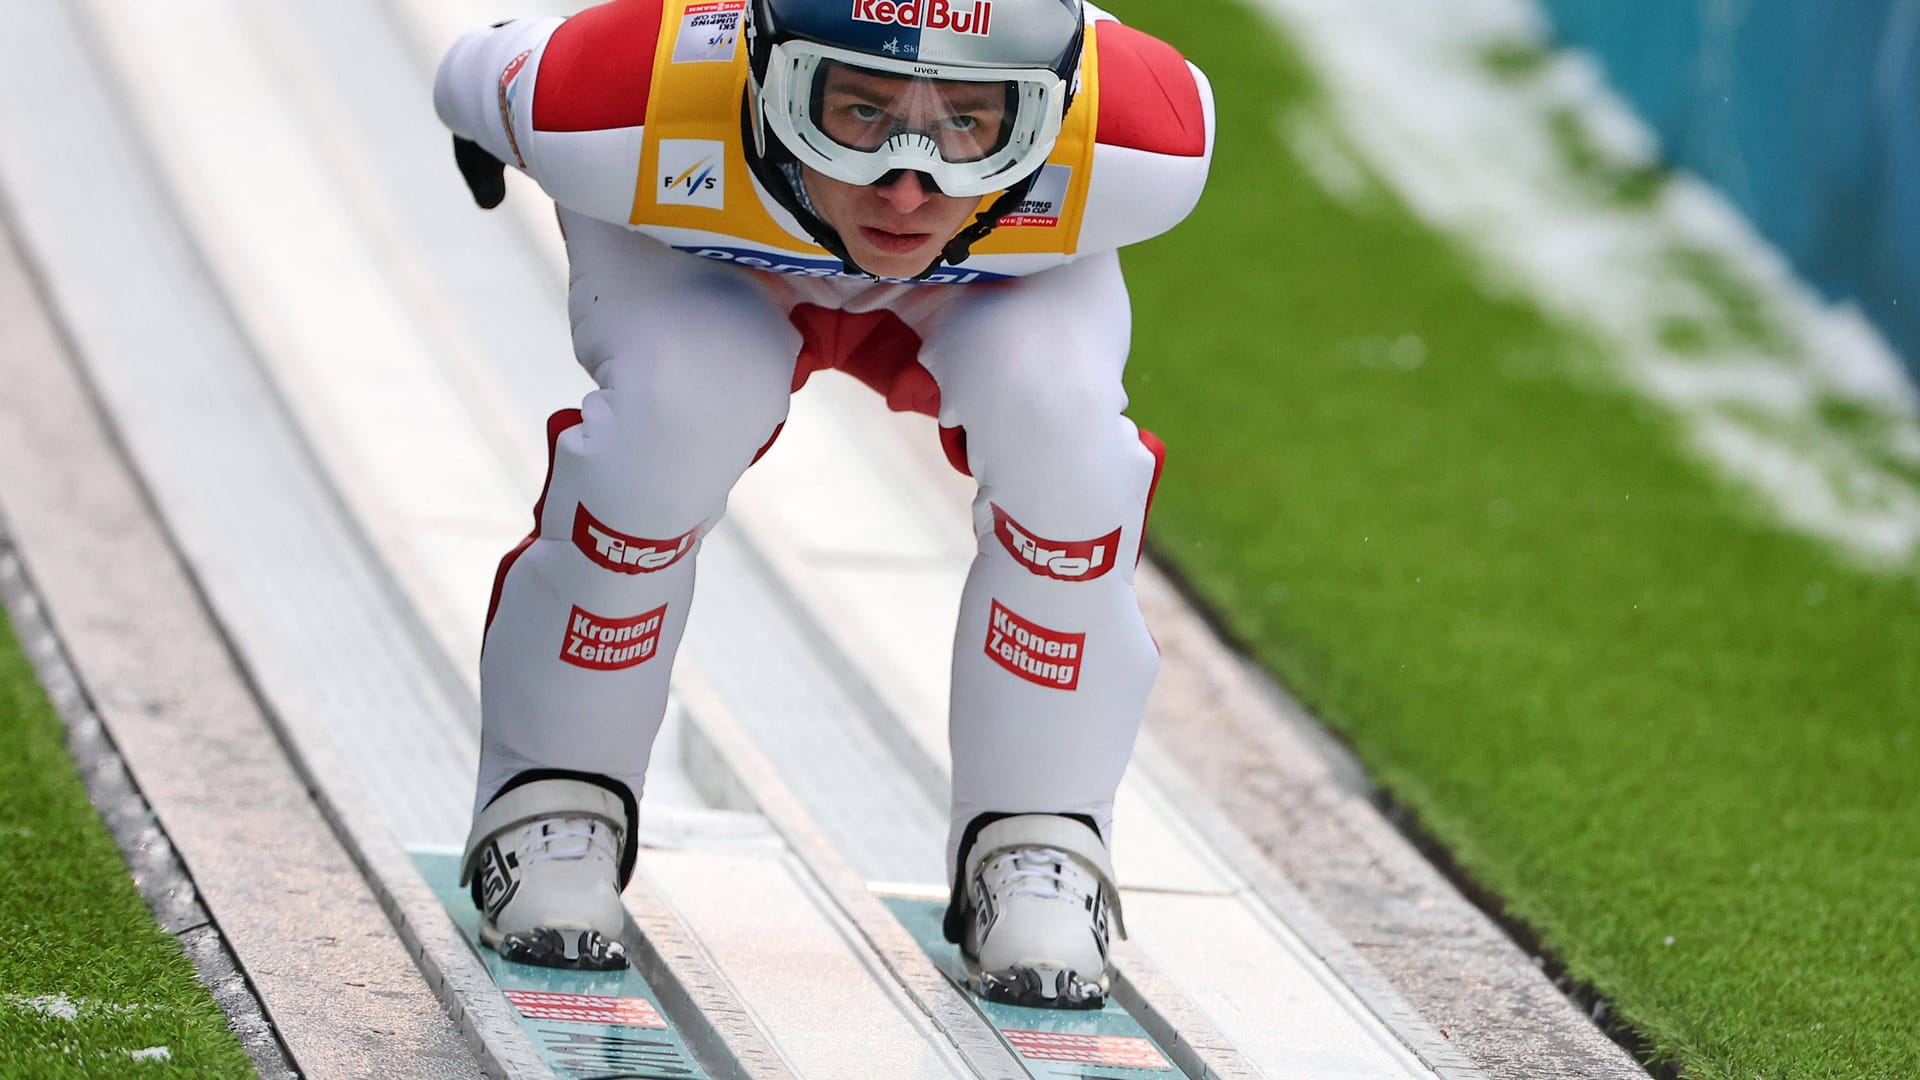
[435,0,1214,875]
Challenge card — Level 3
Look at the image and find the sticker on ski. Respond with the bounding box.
[411,847,711,1080]
[877,889,1180,1079]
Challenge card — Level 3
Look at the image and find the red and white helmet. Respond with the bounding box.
[743,0,1084,273]
[748,0,1081,196]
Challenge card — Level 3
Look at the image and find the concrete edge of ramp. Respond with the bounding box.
[0,212,493,1078]
[0,540,296,1080]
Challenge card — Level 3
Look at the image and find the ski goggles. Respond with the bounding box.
[757,40,1067,197]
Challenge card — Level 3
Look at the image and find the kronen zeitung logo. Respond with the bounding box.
[984,600,1083,690]
[852,0,993,36]
[560,604,665,671]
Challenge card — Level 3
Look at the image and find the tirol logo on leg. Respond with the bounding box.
[985,600,1084,690]
[572,505,698,574]
[991,504,1119,582]
[561,604,666,671]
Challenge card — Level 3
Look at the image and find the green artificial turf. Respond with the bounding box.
[0,607,255,1077]
[1104,2,1920,1076]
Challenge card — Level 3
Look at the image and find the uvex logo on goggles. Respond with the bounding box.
[851,0,993,36]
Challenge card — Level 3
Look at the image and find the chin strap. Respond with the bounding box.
[924,172,1038,280]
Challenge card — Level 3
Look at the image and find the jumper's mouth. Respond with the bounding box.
[859,226,936,254]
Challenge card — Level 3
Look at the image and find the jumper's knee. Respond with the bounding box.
[965,385,1148,519]
[544,343,793,534]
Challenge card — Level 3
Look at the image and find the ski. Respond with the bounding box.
[878,889,1183,1080]
[412,848,713,1080]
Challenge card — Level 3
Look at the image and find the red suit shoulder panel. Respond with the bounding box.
[533,0,663,132]
[1093,23,1206,157]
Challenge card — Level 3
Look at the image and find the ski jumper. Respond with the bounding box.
[435,0,1214,875]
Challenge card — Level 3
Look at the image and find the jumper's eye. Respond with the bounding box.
[810,60,1015,164]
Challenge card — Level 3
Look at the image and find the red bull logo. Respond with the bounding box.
[851,0,993,36]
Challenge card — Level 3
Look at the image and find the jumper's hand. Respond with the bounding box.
[453,135,508,209]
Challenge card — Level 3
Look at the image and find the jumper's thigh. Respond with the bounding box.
[914,253,1162,869]
[475,214,801,813]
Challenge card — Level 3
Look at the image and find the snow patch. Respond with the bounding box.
[130,1046,173,1062]
[1248,0,1920,569]
[1277,111,1372,208]
[12,994,79,1021]
[1637,357,1815,414]
[4,994,163,1022]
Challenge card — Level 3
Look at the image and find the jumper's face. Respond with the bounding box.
[801,63,1011,279]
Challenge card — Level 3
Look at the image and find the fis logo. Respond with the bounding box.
[852,0,993,35]
[673,0,744,63]
[572,505,698,574]
[657,139,725,209]
[990,504,1119,581]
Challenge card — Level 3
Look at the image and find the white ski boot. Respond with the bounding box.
[459,776,633,971]
[955,814,1125,1009]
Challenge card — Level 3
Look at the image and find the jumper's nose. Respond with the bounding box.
[875,170,934,214]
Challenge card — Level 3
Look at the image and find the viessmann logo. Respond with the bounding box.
[991,504,1119,581]
[657,139,725,209]
[851,0,993,36]
[1000,165,1070,228]
[572,505,698,574]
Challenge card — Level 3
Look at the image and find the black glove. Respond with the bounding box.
[453,135,508,209]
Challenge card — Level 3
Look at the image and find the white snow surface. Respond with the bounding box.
[1251,0,1920,568]
[130,1046,173,1062]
